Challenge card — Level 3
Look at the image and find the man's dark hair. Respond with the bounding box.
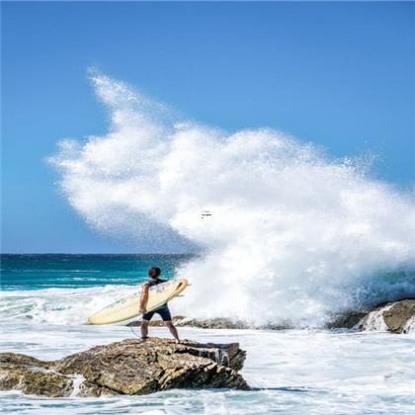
[149,266,161,277]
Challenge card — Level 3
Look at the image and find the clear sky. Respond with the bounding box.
[1,1,414,253]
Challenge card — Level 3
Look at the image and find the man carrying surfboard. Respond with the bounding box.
[139,267,180,342]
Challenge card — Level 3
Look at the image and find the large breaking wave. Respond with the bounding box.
[49,72,415,327]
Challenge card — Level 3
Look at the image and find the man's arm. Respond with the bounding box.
[139,283,150,314]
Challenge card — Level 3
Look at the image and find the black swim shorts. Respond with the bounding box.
[142,303,172,321]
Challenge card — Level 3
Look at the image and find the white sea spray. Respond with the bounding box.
[49,72,415,327]
[403,316,415,334]
[358,304,393,332]
[69,374,85,398]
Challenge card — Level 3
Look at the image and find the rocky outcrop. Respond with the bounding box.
[325,311,368,329]
[0,338,248,397]
[356,299,415,333]
[127,316,188,327]
[0,353,104,397]
[128,317,291,330]
[128,317,250,330]
[128,299,415,333]
[177,318,250,330]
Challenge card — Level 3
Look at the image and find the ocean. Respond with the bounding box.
[1,254,414,415]
[1,254,191,290]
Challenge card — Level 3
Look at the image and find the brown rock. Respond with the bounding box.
[177,318,250,330]
[128,317,290,330]
[355,299,415,333]
[127,316,186,327]
[382,299,415,333]
[0,338,248,397]
[127,317,250,329]
[0,353,103,397]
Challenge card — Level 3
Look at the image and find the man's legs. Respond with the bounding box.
[141,310,154,340]
[164,321,180,342]
[158,304,179,342]
[141,320,150,340]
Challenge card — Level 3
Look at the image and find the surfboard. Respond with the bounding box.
[87,278,189,325]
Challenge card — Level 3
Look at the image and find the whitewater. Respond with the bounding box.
[1,322,414,415]
[49,72,415,327]
[2,254,415,415]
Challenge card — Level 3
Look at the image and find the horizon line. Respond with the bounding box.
[0,252,196,256]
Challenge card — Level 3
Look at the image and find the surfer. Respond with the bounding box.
[139,266,180,342]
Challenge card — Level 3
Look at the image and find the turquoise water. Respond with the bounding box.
[1,254,193,290]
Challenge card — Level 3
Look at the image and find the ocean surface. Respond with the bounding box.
[1,254,193,290]
[1,254,415,415]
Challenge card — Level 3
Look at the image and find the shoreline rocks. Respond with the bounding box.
[127,317,251,330]
[128,316,291,330]
[356,299,415,333]
[127,299,415,333]
[0,338,249,397]
[325,311,368,330]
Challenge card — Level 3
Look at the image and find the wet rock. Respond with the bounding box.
[0,338,248,397]
[325,311,367,329]
[0,353,103,397]
[127,300,415,333]
[175,318,292,330]
[259,321,293,330]
[129,317,293,330]
[357,299,415,333]
[383,300,415,333]
[177,318,250,330]
[127,316,186,327]
[127,317,250,329]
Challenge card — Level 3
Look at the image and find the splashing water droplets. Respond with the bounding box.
[50,72,415,327]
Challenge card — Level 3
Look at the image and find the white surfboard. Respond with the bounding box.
[87,278,189,325]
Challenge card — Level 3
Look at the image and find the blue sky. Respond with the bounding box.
[2,2,414,253]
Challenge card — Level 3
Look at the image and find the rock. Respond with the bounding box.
[325,311,367,329]
[383,300,415,333]
[259,321,293,330]
[127,317,250,329]
[128,317,292,330]
[0,353,103,397]
[127,300,415,333]
[127,316,187,327]
[0,338,248,397]
[356,299,415,333]
[178,318,250,330]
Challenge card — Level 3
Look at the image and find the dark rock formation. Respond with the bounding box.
[325,311,368,329]
[0,338,248,397]
[178,318,250,330]
[128,317,291,330]
[127,316,187,327]
[127,316,249,329]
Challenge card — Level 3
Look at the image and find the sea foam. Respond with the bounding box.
[50,72,415,327]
